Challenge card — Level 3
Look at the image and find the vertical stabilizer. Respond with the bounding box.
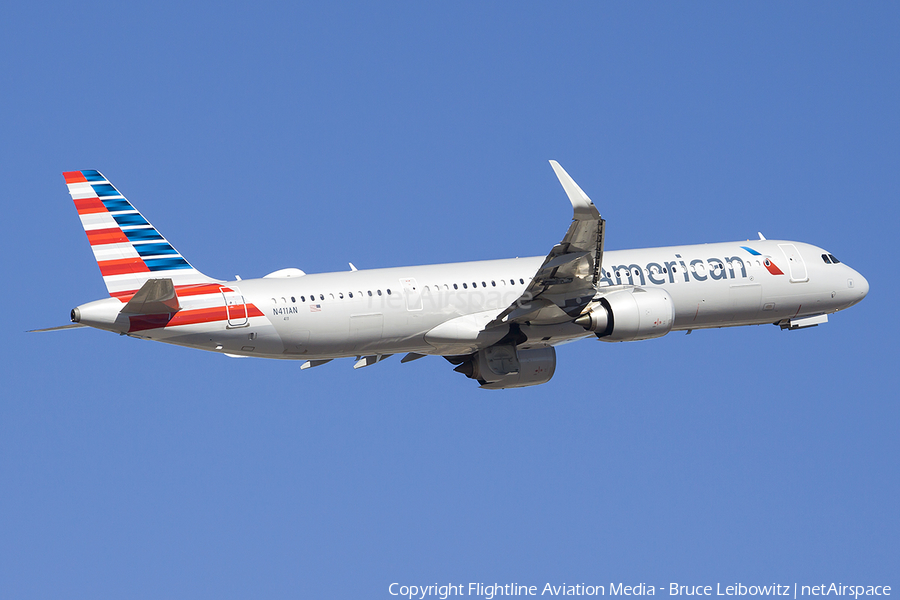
[63,170,220,299]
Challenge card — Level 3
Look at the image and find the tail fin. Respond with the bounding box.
[63,170,220,299]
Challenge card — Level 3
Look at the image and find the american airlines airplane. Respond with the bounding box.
[40,162,868,389]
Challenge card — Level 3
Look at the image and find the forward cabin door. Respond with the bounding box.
[778,244,808,283]
[221,287,249,327]
[399,278,423,311]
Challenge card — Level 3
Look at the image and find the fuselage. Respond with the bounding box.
[73,239,868,360]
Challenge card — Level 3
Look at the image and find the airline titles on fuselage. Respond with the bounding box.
[600,253,753,287]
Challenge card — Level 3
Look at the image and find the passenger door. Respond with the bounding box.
[221,287,249,327]
[399,277,423,311]
[778,244,808,283]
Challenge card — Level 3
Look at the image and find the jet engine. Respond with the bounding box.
[452,345,556,389]
[575,288,674,342]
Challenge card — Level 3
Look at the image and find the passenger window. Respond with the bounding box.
[482,281,486,287]
[519,278,525,284]
[377,290,382,296]
[387,289,391,295]
[300,296,306,302]
[319,294,324,301]
[348,292,353,298]
[368,290,373,296]
[491,280,496,286]
[463,283,468,289]
[338,292,343,299]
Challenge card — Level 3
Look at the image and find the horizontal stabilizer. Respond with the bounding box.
[120,278,180,314]
[27,323,88,333]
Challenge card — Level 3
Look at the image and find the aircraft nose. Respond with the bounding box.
[847,269,868,305]
[856,272,869,299]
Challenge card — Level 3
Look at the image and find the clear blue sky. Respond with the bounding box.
[2,2,898,598]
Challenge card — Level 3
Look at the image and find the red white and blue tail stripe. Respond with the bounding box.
[64,170,220,299]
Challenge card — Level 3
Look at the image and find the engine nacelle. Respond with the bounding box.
[575,288,674,342]
[453,345,556,389]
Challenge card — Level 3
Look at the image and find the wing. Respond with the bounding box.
[489,161,605,327]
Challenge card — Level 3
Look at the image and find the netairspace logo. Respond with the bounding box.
[387,583,892,600]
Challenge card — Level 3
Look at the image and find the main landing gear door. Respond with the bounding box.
[221,287,249,327]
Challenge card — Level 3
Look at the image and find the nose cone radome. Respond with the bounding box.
[856,272,869,301]
[846,269,869,307]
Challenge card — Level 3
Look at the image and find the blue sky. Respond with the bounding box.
[2,2,898,598]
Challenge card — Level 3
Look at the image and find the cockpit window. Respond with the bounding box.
[828,254,841,264]
[822,254,832,264]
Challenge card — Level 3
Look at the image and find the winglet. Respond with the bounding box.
[549,160,598,219]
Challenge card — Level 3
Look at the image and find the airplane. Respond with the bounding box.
[36,162,868,389]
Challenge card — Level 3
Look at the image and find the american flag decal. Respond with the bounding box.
[310,304,321,312]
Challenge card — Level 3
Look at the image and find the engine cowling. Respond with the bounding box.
[453,345,556,389]
[575,288,674,342]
